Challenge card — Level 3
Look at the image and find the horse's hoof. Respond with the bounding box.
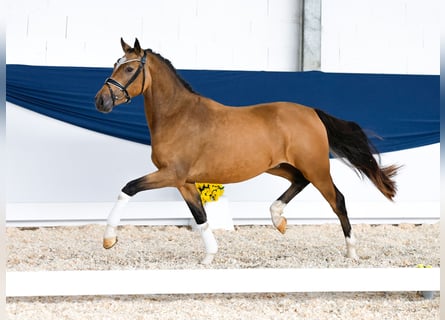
[103,237,118,249]
[277,217,287,234]
[347,251,359,261]
[200,253,215,265]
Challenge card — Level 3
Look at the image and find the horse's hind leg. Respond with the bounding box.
[178,183,218,265]
[267,164,310,234]
[310,176,358,260]
[333,185,358,260]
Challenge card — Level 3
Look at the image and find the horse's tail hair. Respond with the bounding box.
[314,108,400,201]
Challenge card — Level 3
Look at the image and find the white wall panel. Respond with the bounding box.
[321,0,439,74]
[7,0,439,73]
[6,0,301,71]
[26,13,67,40]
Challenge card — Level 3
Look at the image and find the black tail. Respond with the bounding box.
[314,109,399,201]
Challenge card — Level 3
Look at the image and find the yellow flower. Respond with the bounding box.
[195,183,224,204]
[416,264,433,268]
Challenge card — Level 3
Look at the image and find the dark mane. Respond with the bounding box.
[145,49,198,95]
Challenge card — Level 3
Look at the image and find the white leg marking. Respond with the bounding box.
[104,224,117,239]
[103,192,131,248]
[107,191,131,227]
[345,231,359,260]
[270,200,286,227]
[196,222,218,265]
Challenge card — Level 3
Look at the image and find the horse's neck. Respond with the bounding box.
[142,58,197,134]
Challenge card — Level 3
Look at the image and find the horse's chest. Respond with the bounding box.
[150,141,191,169]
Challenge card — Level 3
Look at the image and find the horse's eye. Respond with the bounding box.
[125,66,134,73]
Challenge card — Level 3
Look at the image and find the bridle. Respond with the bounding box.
[105,50,147,105]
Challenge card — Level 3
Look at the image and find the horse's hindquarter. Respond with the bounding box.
[187,101,328,183]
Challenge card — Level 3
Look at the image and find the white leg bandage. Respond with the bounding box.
[345,232,359,260]
[104,224,117,239]
[103,192,131,249]
[196,222,218,264]
[107,191,131,227]
[197,222,218,254]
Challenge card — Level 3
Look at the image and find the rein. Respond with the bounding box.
[105,50,147,105]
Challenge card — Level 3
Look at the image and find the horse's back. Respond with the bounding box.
[217,100,330,168]
[228,101,328,148]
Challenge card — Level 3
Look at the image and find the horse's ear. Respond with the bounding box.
[134,38,142,55]
[121,38,131,53]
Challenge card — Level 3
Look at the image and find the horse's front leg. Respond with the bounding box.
[178,183,218,265]
[103,191,131,249]
[103,169,176,250]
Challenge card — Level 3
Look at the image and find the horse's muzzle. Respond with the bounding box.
[95,94,113,113]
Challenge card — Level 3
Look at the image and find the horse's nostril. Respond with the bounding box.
[96,95,104,107]
[95,94,113,113]
[95,95,107,111]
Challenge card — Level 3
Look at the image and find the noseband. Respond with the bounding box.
[105,50,147,105]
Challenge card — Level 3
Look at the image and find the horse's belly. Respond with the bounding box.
[189,145,280,184]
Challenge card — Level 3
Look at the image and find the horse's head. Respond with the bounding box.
[95,38,150,113]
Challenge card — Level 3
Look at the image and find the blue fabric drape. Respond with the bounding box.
[6,65,439,153]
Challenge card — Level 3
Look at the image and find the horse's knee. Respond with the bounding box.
[122,177,146,196]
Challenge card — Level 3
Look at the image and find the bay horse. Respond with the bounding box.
[95,38,399,264]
